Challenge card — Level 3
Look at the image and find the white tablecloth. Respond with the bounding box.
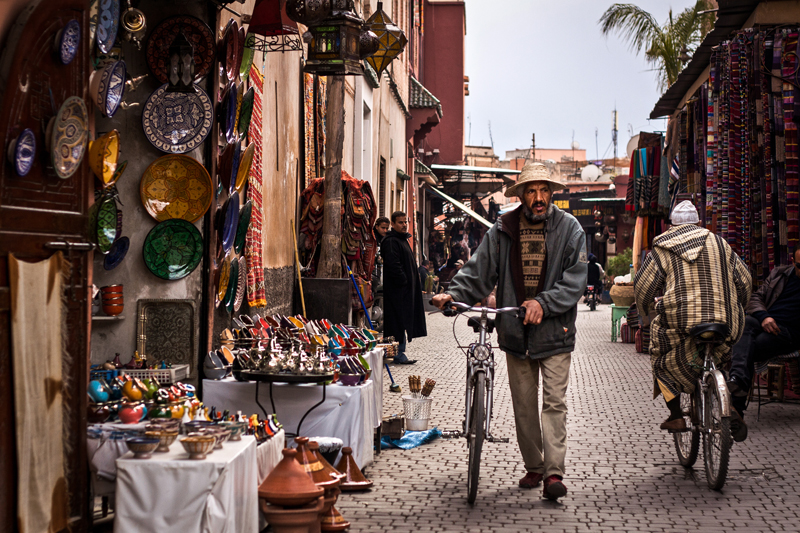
[364,348,384,428]
[114,436,259,533]
[203,377,376,468]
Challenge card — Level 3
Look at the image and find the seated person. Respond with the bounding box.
[728,245,800,436]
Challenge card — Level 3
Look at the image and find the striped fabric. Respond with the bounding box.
[634,224,752,401]
[245,66,267,308]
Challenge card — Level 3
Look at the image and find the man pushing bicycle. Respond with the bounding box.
[433,162,586,501]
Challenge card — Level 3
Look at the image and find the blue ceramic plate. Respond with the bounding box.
[96,0,120,54]
[104,236,129,270]
[9,128,36,177]
[57,19,81,65]
[142,84,213,153]
[220,82,238,144]
[97,60,126,118]
[222,192,239,253]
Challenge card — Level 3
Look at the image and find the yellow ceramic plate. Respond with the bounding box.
[140,154,213,223]
[234,143,254,193]
[216,254,232,306]
[89,129,119,185]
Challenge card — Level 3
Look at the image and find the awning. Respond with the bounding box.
[427,187,492,229]
[415,159,438,186]
[431,164,520,176]
[579,198,626,202]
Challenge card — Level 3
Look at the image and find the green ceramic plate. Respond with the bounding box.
[238,87,255,138]
[234,200,252,255]
[96,196,119,254]
[240,33,255,82]
[223,255,239,308]
[143,219,203,280]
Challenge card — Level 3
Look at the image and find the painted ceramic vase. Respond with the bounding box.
[119,402,146,424]
[88,380,110,403]
[87,402,111,424]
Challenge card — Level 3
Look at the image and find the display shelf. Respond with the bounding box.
[92,315,125,321]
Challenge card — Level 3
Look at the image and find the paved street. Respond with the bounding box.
[336,304,800,532]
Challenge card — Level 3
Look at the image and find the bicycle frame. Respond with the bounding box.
[463,307,497,442]
[694,343,732,429]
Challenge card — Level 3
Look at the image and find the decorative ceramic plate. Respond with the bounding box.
[220,19,239,82]
[222,192,239,253]
[234,81,244,139]
[219,81,238,144]
[240,33,255,82]
[8,128,35,177]
[229,141,241,194]
[89,0,99,44]
[234,256,246,312]
[235,143,255,193]
[215,195,229,236]
[140,154,213,223]
[142,84,213,154]
[50,97,89,180]
[234,199,252,255]
[146,15,216,84]
[96,196,119,254]
[104,236,129,270]
[88,129,119,185]
[223,255,239,307]
[96,0,120,54]
[218,143,234,192]
[234,27,245,83]
[57,19,81,65]
[217,253,232,307]
[96,60,126,118]
[143,219,203,280]
[108,159,127,188]
[238,87,255,139]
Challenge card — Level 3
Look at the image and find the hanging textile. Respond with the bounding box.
[303,73,315,185]
[246,65,267,308]
[10,252,69,533]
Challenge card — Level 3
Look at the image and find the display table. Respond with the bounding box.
[114,436,259,533]
[203,377,376,468]
[611,305,630,342]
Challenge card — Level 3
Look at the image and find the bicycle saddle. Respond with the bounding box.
[689,322,729,341]
[467,317,495,334]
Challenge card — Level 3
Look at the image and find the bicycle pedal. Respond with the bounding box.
[441,430,463,439]
[487,436,509,443]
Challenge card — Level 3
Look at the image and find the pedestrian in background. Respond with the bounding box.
[434,162,586,500]
[381,211,427,365]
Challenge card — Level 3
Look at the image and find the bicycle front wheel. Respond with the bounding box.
[673,392,699,467]
[467,370,486,504]
[703,377,732,490]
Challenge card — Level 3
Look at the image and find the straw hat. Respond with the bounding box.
[504,162,567,198]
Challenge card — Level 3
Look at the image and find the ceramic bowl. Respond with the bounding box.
[219,421,245,441]
[204,366,227,380]
[339,373,362,387]
[148,419,181,433]
[101,293,124,301]
[202,426,232,449]
[180,435,216,460]
[125,437,160,459]
[88,130,120,185]
[101,284,123,293]
[103,304,124,316]
[102,296,124,304]
[7,128,36,177]
[184,420,215,435]
[89,60,126,118]
[145,429,179,452]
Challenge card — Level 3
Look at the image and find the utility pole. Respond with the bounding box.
[612,108,618,174]
[317,76,345,279]
[531,133,536,162]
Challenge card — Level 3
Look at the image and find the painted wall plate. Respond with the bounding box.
[146,15,215,84]
[140,154,213,223]
[217,253,232,307]
[234,199,252,255]
[143,219,203,280]
[221,191,239,253]
[56,19,81,65]
[240,33,255,81]
[8,128,36,177]
[96,0,120,53]
[234,256,246,312]
[238,87,255,139]
[50,97,89,180]
[234,142,254,193]
[104,236,129,270]
[95,196,119,254]
[142,83,213,154]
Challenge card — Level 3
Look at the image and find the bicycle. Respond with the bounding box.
[671,322,734,490]
[442,301,525,504]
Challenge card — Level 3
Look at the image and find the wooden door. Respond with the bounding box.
[0,1,92,531]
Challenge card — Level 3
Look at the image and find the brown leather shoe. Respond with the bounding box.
[543,476,567,500]
[518,472,543,489]
[660,418,687,431]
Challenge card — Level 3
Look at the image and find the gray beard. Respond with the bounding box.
[523,202,553,223]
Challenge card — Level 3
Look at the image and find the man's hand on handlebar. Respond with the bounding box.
[432,293,453,310]
[522,299,543,326]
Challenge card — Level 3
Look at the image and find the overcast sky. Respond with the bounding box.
[464,0,693,160]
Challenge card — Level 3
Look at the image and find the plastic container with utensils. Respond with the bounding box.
[402,396,432,431]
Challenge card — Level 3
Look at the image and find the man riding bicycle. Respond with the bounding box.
[633,201,751,437]
[433,162,586,501]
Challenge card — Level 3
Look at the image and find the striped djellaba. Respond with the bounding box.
[634,224,753,401]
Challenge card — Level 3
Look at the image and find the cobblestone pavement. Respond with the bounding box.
[335,304,800,532]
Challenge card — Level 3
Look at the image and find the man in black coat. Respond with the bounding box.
[380,211,427,364]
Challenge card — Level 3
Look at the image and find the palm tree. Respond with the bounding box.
[599,1,715,92]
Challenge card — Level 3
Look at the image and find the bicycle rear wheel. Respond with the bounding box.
[703,377,732,490]
[467,371,486,504]
[673,392,699,467]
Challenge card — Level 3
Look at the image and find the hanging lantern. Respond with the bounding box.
[359,29,379,60]
[303,0,364,76]
[286,0,331,25]
[247,0,303,53]
[364,1,407,76]
[166,29,195,93]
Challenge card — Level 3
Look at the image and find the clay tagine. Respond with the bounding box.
[334,446,373,491]
[305,439,350,532]
[259,448,324,507]
[260,496,324,533]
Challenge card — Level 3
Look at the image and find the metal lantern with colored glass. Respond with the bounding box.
[365,1,407,76]
[303,0,364,76]
[167,29,195,93]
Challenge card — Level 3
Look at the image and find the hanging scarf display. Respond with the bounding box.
[245,66,267,308]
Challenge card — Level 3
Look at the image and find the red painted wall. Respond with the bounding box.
[422,1,465,166]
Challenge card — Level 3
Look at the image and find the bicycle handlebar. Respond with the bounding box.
[442,301,526,319]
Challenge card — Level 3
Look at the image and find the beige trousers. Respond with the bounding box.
[505,352,571,478]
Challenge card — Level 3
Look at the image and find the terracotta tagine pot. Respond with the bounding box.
[298,438,349,533]
[609,283,635,307]
[258,448,324,507]
[334,446,373,491]
[260,496,324,533]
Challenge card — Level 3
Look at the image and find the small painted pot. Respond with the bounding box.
[88,380,110,403]
[88,402,111,424]
[119,402,146,424]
